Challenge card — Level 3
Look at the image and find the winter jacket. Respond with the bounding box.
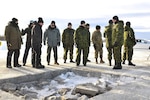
[22,25,32,45]
[112,21,124,47]
[104,24,113,48]
[44,26,60,47]
[124,26,136,47]
[5,22,22,50]
[32,22,43,45]
[62,28,75,47]
[74,26,89,48]
[92,30,103,47]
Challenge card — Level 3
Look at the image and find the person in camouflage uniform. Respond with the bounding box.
[74,20,90,66]
[85,23,91,62]
[104,20,113,66]
[112,16,124,69]
[122,21,136,66]
[62,22,75,63]
[92,25,105,64]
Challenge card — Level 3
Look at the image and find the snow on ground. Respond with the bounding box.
[0,40,149,65]
[20,72,136,99]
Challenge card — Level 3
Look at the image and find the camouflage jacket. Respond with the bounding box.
[124,26,136,47]
[112,21,124,47]
[104,24,112,48]
[62,28,75,46]
[74,26,89,48]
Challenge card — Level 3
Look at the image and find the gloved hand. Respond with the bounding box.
[7,43,12,47]
[113,42,118,47]
[44,41,46,45]
[63,43,66,48]
[93,44,97,49]
[57,42,60,46]
[21,29,24,32]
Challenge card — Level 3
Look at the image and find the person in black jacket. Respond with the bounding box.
[22,20,34,66]
[31,17,45,68]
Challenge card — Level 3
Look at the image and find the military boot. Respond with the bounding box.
[122,60,125,64]
[96,58,98,64]
[113,62,122,69]
[109,60,111,66]
[7,56,12,68]
[70,59,75,63]
[100,59,105,63]
[128,61,135,66]
[100,56,105,63]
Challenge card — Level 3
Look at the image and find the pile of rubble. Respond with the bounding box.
[0,72,113,100]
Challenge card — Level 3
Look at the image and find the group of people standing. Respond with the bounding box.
[4,15,136,70]
[104,16,136,69]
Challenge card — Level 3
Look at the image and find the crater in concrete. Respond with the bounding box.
[0,69,138,100]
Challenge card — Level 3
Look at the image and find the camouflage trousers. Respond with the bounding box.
[76,47,88,65]
[63,46,74,60]
[107,47,112,60]
[113,46,122,63]
[94,46,103,58]
[123,46,133,61]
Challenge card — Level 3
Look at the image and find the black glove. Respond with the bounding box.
[57,42,60,46]
[63,43,66,48]
[113,42,118,47]
[93,44,96,49]
[44,41,46,45]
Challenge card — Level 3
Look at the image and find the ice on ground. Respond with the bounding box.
[20,72,136,99]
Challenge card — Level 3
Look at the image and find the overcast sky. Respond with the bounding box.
[0,0,150,38]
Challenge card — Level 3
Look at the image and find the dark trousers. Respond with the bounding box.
[7,49,20,66]
[32,44,42,67]
[23,43,31,64]
[47,46,58,63]
[76,47,88,65]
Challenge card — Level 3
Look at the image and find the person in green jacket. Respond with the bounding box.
[122,21,136,66]
[5,18,22,68]
[74,20,90,66]
[92,25,105,64]
[62,22,75,63]
[112,16,124,69]
[104,20,113,66]
[85,23,91,62]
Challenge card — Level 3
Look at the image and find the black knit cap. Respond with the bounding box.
[68,22,72,26]
[126,21,131,26]
[109,20,113,24]
[12,18,18,22]
[38,17,44,23]
[81,20,85,24]
[51,20,55,24]
[113,16,119,21]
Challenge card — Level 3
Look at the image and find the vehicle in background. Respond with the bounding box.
[134,39,150,49]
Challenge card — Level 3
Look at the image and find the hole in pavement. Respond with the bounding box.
[0,70,137,100]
